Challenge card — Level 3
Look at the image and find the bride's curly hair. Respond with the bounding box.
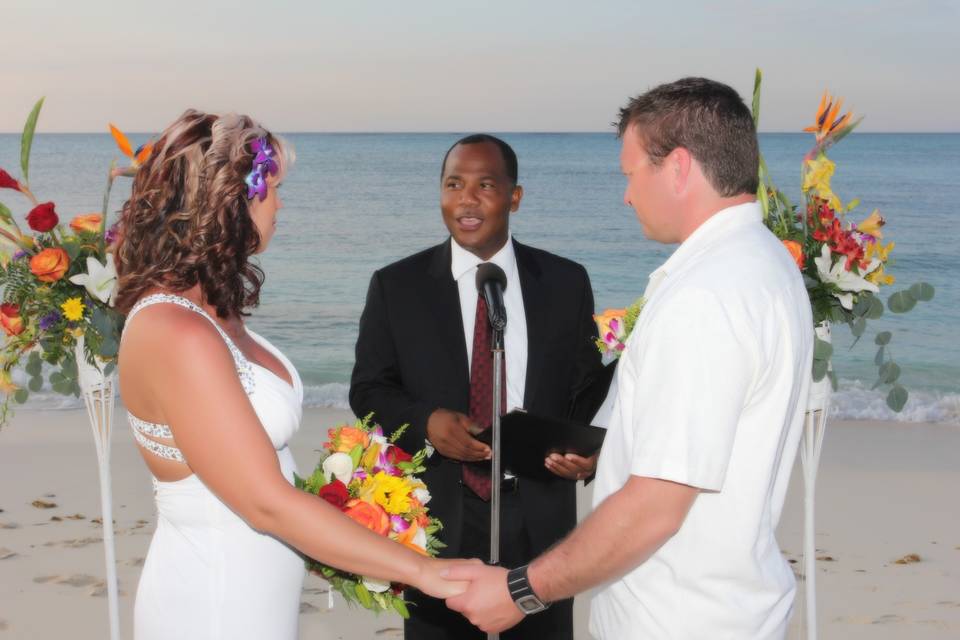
[114,109,292,318]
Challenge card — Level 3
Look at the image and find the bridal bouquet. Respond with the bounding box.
[751,70,934,410]
[295,413,443,618]
[0,98,147,425]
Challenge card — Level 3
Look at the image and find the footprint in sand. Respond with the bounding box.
[43,537,103,549]
[374,629,404,637]
[0,547,16,560]
[123,557,145,567]
[88,582,127,598]
[873,614,906,624]
[299,602,320,614]
[31,499,57,509]
[0,619,8,631]
[34,574,99,587]
[0,522,20,529]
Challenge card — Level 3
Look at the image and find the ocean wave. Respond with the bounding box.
[13,378,958,425]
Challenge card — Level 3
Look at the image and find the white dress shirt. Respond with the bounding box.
[450,235,528,413]
[589,202,813,639]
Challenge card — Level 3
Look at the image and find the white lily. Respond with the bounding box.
[813,244,880,310]
[69,254,118,306]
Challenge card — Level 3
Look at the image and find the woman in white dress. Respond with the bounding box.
[114,110,467,639]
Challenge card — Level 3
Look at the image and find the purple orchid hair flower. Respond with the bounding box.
[39,311,61,331]
[245,167,268,201]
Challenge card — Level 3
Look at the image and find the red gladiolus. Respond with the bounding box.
[26,202,59,232]
[386,446,413,466]
[0,168,20,191]
[317,480,350,510]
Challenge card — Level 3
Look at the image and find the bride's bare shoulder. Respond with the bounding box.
[120,303,229,372]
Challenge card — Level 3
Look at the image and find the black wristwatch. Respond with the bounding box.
[507,564,550,615]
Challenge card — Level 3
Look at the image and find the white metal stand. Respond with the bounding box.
[799,322,832,640]
[75,338,121,640]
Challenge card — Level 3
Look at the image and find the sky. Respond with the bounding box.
[2,0,958,133]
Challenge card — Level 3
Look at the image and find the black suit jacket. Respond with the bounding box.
[349,238,605,557]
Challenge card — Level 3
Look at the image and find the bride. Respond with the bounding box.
[114,110,466,639]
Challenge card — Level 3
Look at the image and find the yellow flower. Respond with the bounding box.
[0,369,18,394]
[61,297,85,321]
[802,155,841,211]
[803,91,855,143]
[866,264,894,286]
[359,471,414,515]
[865,240,895,263]
[857,210,885,240]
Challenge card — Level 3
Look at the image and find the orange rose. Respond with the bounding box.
[782,240,805,269]
[70,213,102,234]
[0,303,24,336]
[329,426,371,453]
[30,248,70,283]
[343,499,390,536]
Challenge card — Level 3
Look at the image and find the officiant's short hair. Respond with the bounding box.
[616,77,759,197]
[441,134,518,185]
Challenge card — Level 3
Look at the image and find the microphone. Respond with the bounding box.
[475,262,507,332]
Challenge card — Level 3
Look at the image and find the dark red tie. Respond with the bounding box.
[462,295,506,501]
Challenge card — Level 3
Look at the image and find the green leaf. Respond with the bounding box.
[886,384,908,412]
[874,331,891,346]
[99,337,118,358]
[751,68,762,128]
[103,362,116,377]
[354,583,373,609]
[349,444,363,469]
[812,358,829,382]
[49,371,65,385]
[14,388,29,404]
[888,290,917,313]
[909,282,935,302]
[26,352,43,377]
[28,377,44,392]
[392,598,411,619]
[850,317,866,338]
[866,295,884,320]
[20,97,45,185]
[0,201,13,224]
[813,337,833,361]
[874,347,885,366]
[852,294,872,318]
[52,381,73,395]
[879,361,901,384]
[827,370,838,392]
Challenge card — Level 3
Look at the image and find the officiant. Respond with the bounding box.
[349,134,608,639]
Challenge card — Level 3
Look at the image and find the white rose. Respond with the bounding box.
[321,452,354,485]
[362,576,391,593]
[412,526,428,551]
[413,487,431,506]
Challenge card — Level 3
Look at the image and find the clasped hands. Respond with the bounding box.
[426,408,598,480]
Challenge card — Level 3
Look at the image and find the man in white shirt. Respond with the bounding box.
[350,134,607,639]
[446,78,813,639]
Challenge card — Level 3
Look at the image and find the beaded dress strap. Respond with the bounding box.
[126,293,255,394]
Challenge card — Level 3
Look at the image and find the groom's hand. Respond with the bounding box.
[427,408,491,462]
[545,451,598,481]
[444,563,524,634]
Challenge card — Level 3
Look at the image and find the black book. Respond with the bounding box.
[476,410,607,482]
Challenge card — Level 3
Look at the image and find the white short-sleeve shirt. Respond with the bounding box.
[589,202,813,639]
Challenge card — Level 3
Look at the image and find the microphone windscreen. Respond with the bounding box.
[475,262,507,292]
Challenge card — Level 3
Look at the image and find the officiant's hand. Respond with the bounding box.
[427,408,491,462]
[545,451,598,481]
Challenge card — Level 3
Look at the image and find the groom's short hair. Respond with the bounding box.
[441,134,518,185]
[616,77,759,197]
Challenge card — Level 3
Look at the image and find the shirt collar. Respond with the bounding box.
[650,201,762,285]
[450,233,517,282]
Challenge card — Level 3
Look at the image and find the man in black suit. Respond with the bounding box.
[350,134,605,639]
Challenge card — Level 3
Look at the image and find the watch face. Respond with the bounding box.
[517,595,544,613]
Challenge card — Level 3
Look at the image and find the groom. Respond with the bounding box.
[350,134,606,638]
[445,78,814,638]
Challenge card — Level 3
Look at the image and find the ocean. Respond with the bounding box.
[2,132,958,423]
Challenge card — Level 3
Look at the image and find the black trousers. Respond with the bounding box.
[404,485,573,640]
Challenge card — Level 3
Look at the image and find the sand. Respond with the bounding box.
[1,408,958,639]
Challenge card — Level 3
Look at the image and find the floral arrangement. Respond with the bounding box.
[593,296,645,360]
[0,98,148,424]
[751,70,934,410]
[295,414,443,618]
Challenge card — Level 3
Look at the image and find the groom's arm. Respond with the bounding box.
[445,475,698,633]
[349,271,436,454]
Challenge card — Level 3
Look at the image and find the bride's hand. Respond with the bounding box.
[413,557,482,599]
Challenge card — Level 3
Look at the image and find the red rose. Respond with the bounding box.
[26,202,59,232]
[0,303,24,336]
[0,168,19,191]
[387,446,413,465]
[317,479,350,510]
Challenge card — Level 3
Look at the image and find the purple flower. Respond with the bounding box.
[245,167,267,201]
[250,138,278,176]
[390,515,410,534]
[105,223,119,245]
[12,250,28,261]
[39,311,61,331]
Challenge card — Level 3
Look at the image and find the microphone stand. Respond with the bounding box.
[489,323,505,640]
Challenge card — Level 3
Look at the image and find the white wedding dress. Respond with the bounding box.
[124,294,306,640]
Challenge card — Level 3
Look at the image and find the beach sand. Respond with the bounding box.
[1,408,958,639]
